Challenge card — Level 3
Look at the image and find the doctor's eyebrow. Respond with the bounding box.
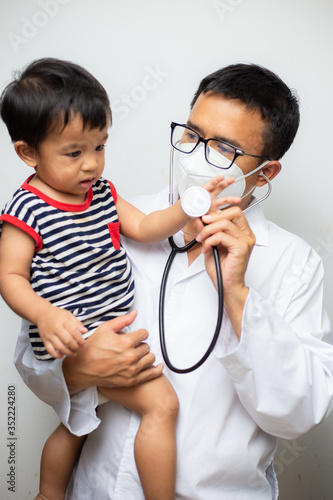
[186,120,243,150]
[185,120,204,136]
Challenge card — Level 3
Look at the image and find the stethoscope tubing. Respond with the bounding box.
[159,236,224,374]
[160,173,272,373]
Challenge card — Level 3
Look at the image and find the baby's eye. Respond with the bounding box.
[96,145,105,152]
[67,151,81,158]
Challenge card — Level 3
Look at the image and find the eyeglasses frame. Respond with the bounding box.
[170,122,271,169]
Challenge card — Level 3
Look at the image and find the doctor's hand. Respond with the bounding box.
[196,207,256,340]
[62,310,163,394]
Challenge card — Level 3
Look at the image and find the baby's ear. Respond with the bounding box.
[14,141,38,168]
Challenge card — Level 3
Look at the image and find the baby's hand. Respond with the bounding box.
[202,174,241,213]
[37,307,88,359]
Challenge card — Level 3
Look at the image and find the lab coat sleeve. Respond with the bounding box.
[14,320,101,436]
[219,251,333,439]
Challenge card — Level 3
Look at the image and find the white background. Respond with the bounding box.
[0,0,332,498]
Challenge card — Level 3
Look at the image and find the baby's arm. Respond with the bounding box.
[0,223,87,358]
[117,175,238,243]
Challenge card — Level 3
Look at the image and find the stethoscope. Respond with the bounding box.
[159,234,224,374]
[158,175,272,374]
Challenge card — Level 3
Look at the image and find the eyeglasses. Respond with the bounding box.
[170,122,270,169]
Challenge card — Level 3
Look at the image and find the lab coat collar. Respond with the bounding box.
[160,230,205,278]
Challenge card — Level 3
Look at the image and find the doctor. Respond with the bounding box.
[15,63,333,499]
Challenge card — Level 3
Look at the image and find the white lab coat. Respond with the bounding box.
[14,188,333,499]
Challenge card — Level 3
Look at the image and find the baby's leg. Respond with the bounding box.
[99,374,179,500]
[35,423,86,500]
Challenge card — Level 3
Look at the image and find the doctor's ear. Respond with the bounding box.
[14,141,38,168]
[255,161,281,187]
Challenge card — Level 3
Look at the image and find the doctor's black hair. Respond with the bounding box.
[0,57,111,150]
[190,63,300,161]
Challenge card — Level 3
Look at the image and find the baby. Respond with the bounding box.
[0,58,236,500]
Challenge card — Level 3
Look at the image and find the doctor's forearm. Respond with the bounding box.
[224,285,249,340]
[222,289,333,438]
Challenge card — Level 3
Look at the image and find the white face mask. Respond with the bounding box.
[173,143,268,206]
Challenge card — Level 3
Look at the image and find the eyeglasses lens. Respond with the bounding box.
[171,125,199,153]
[171,124,236,169]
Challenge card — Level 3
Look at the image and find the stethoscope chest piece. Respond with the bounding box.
[180,186,211,218]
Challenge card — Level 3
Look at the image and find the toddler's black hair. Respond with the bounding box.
[0,57,111,149]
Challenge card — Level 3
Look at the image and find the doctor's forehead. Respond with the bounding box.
[187,91,266,153]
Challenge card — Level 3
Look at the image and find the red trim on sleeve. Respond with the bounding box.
[0,214,43,251]
[107,180,118,205]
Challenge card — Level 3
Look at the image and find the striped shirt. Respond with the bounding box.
[0,176,134,360]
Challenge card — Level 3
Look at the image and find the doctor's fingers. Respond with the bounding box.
[116,330,165,384]
[202,205,249,228]
[197,215,255,253]
[200,228,254,261]
[127,360,165,386]
[113,342,164,387]
[96,310,138,336]
[115,329,159,363]
[200,207,253,238]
